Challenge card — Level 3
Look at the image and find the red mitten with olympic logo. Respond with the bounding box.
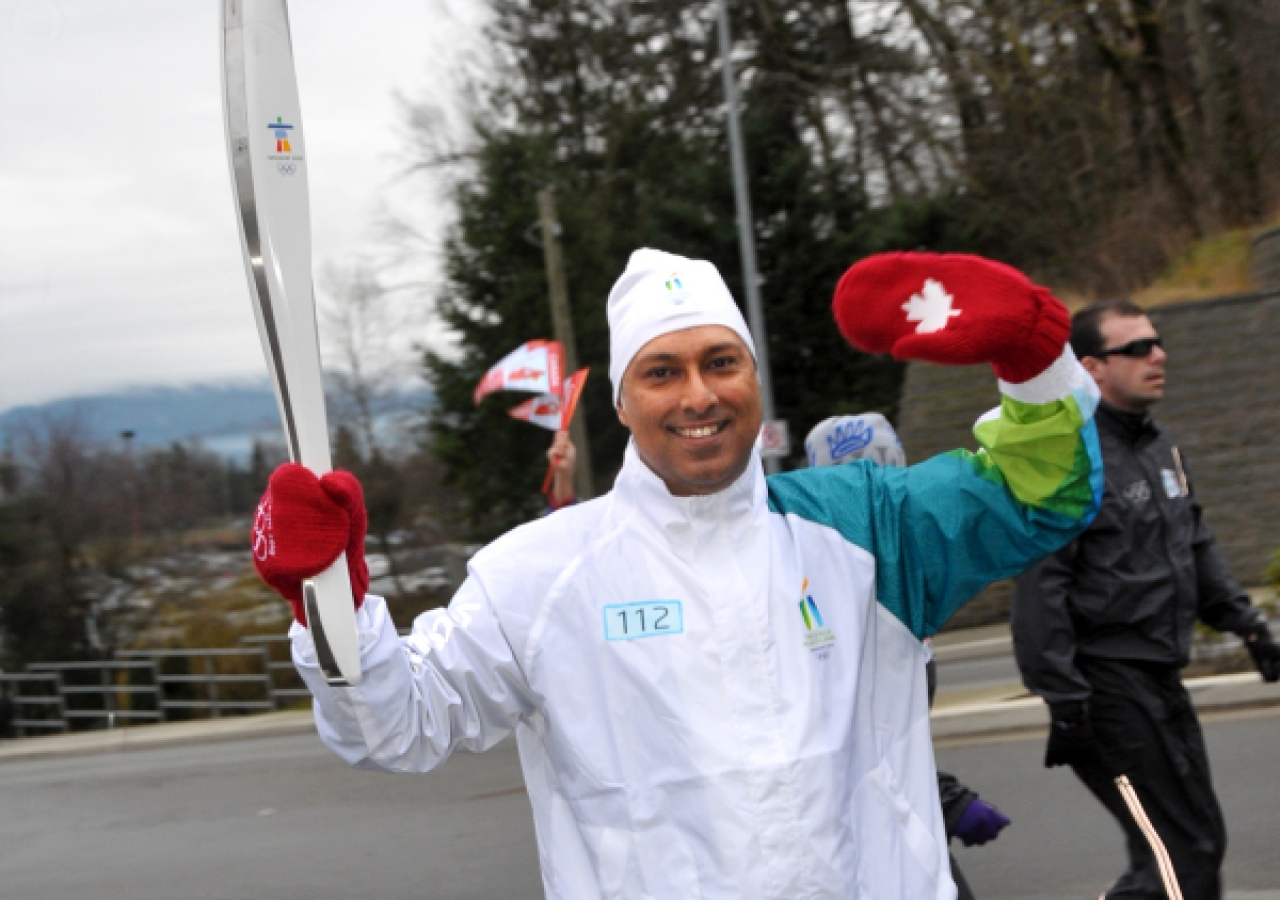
[251,463,370,625]
[832,252,1070,384]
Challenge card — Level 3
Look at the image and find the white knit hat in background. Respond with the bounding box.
[805,413,906,468]
[607,249,756,402]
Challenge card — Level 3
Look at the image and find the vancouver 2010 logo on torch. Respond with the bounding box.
[268,116,293,152]
[266,116,303,172]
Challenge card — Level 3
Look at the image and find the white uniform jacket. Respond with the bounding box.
[293,349,1103,899]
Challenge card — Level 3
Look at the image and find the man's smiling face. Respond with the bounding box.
[617,325,762,497]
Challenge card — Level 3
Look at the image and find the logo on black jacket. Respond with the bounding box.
[1122,480,1152,505]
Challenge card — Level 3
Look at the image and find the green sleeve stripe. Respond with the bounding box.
[967,393,1102,520]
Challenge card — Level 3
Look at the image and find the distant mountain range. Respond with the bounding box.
[0,382,433,462]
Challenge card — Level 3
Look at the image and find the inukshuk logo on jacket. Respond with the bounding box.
[799,579,836,656]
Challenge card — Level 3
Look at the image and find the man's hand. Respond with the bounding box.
[252,462,369,625]
[832,252,1070,384]
[1244,622,1280,683]
[1045,701,1107,770]
[953,797,1011,847]
[547,430,577,509]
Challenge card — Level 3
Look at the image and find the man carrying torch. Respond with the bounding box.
[252,248,1102,899]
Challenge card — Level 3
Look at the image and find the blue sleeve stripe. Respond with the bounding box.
[768,455,1095,639]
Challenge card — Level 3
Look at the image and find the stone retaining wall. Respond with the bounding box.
[1251,227,1280,291]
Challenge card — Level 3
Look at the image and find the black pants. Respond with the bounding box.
[950,855,975,900]
[1070,658,1226,900]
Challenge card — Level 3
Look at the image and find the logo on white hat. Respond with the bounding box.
[903,278,961,333]
[828,418,874,462]
[663,273,689,305]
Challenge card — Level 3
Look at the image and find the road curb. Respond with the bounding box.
[931,672,1280,743]
[932,634,1013,664]
[0,709,315,763]
[931,607,1278,665]
[3,675,1277,763]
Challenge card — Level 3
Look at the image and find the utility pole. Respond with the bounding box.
[536,188,595,499]
[716,0,783,473]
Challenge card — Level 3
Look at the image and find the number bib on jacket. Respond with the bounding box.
[603,601,684,641]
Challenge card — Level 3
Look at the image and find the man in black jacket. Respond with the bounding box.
[1012,299,1280,900]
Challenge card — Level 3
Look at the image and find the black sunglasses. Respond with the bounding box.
[1095,336,1163,359]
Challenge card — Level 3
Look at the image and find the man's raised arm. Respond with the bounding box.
[769,253,1103,637]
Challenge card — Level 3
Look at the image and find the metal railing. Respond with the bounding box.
[1,636,312,740]
[0,673,68,737]
[26,660,162,728]
[118,648,276,719]
[240,635,309,706]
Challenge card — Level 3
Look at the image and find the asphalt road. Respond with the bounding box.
[0,733,542,900]
[940,707,1280,900]
[2,707,1276,899]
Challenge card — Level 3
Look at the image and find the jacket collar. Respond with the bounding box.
[612,440,767,542]
[1096,400,1158,445]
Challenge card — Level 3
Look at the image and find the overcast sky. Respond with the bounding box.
[0,0,483,413]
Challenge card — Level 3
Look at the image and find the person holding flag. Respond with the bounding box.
[473,340,589,509]
[545,430,577,510]
[252,247,1102,899]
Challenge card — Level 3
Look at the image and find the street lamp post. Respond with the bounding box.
[536,188,595,500]
[715,0,782,472]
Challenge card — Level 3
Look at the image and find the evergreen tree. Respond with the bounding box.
[424,0,1280,535]
[420,0,951,538]
[0,499,93,667]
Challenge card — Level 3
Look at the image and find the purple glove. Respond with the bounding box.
[953,797,1010,847]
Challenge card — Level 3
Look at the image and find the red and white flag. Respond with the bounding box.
[508,395,564,431]
[473,340,565,405]
[509,368,590,432]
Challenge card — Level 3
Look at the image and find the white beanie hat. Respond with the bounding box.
[608,248,757,402]
[805,413,906,468]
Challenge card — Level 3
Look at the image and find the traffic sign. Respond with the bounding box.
[760,420,790,459]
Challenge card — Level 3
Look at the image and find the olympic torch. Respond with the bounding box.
[221,0,361,685]
[1115,775,1184,899]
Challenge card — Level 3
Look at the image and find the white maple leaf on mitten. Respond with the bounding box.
[902,278,962,333]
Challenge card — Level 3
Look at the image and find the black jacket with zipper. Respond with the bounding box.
[1011,401,1264,703]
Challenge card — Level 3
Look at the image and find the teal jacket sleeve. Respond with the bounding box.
[767,348,1103,638]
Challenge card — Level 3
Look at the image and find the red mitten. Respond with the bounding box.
[251,463,370,625]
[832,252,1070,383]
